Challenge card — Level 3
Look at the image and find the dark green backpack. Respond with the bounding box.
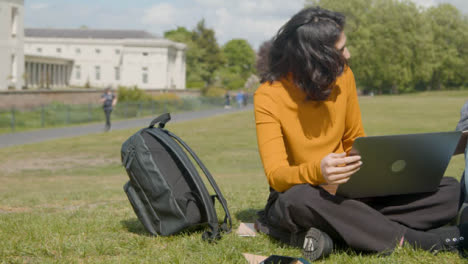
[121,113,232,241]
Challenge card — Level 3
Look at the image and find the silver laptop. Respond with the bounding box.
[336,131,462,198]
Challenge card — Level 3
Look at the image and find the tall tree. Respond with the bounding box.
[164,27,201,87]
[426,4,468,90]
[165,21,224,88]
[306,0,468,93]
[216,39,256,90]
[223,39,256,78]
[192,19,224,86]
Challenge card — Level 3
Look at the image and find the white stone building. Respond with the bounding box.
[23,28,186,90]
[0,0,24,91]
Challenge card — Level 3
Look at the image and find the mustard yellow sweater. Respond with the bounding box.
[254,68,366,192]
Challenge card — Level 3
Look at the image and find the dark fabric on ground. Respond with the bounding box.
[261,177,460,253]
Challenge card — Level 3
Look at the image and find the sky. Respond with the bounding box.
[25,0,468,50]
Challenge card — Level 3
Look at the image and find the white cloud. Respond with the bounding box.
[29,3,49,10]
[142,0,303,49]
[141,3,179,26]
[212,6,289,48]
[410,0,468,13]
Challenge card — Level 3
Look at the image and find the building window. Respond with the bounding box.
[142,67,148,84]
[95,48,101,54]
[37,47,42,53]
[75,65,81,80]
[114,67,120,81]
[95,66,100,80]
[115,49,120,55]
[11,7,18,38]
[142,52,148,56]
[76,48,81,54]
[56,48,62,53]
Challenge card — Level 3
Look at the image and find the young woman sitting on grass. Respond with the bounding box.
[253,6,468,261]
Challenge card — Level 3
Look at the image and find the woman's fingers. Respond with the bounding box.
[328,155,361,167]
[327,161,362,175]
[321,152,363,185]
[327,166,361,184]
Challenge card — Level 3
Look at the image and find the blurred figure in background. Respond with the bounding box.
[236,90,245,108]
[100,87,117,131]
[224,91,231,109]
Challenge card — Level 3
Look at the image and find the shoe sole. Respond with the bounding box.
[255,220,333,261]
[293,228,333,261]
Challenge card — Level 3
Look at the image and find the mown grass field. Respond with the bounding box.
[1,90,468,263]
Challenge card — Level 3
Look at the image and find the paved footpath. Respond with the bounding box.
[0,106,252,149]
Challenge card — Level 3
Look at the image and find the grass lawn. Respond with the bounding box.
[1,90,468,263]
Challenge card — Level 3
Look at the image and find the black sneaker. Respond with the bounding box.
[428,224,467,256]
[255,219,333,261]
[296,227,333,261]
[459,223,468,257]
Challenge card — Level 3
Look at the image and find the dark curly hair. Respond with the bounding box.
[262,7,347,101]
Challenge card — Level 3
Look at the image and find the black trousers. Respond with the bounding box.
[263,177,460,252]
[104,108,112,129]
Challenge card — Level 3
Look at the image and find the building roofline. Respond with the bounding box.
[24,37,186,50]
[25,54,74,64]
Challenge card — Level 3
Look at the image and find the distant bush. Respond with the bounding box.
[187,81,205,89]
[117,86,152,102]
[152,93,180,102]
[202,86,225,97]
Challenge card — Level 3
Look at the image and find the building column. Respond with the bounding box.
[24,62,28,87]
[31,63,35,87]
[28,62,32,87]
[50,64,54,87]
[60,65,64,87]
[54,65,58,87]
[48,64,52,88]
[53,64,57,87]
[49,64,53,87]
[34,63,38,87]
[38,63,42,88]
[58,65,62,87]
[27,62,32,87]
[57,65,61,87]
[65,65,69,86]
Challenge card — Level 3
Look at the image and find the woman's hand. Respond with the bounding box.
[320,152,362,185]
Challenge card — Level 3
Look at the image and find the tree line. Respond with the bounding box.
[165,1,468,95]
[307,0,468,94]
[164,20,256,95]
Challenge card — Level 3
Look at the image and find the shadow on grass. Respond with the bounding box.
[235,208,263,222]
[121,218,208,238]
[121,218,153,237]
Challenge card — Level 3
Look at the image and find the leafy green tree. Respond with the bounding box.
[165,21,224,88]
[192,19,224,86]
[306,0,468,93]
[164,27,203,88]
[164,27,192,43]
[426,4,468,90]
[223,39,256,78]
[217,39,256,90]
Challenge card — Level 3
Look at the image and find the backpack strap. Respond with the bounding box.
[166,130,233,235]
[463,138,468,202]
[149,113,171,128]
[146,128,223,242]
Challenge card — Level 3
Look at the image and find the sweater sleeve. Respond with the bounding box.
[254,90,325,192]
[342,69,366,153]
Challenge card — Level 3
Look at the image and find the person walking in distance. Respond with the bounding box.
[224,91,231,109]
[100,87,117,131]
[236,90,245,108]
